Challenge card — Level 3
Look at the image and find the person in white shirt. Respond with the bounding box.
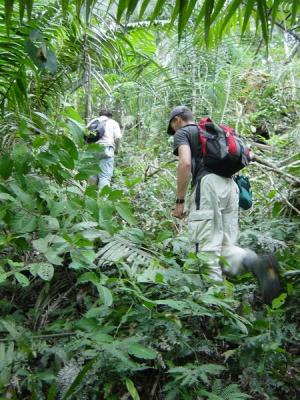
[87,109,122,190]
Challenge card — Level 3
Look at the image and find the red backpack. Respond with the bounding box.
[198,117,251,177]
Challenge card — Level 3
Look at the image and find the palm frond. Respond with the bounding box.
[3,0,300,47]
[96,234,156,269]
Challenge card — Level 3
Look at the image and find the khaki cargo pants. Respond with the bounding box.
[188,173,256,281]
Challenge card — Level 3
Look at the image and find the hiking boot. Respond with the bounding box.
[243,253,281,305]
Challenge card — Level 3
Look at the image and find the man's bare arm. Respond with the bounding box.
[171,144,191,219]
[176,144,191,199]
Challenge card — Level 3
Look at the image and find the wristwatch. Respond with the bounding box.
[176,198,185,204]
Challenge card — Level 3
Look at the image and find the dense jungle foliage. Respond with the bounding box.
[0,1,299,399]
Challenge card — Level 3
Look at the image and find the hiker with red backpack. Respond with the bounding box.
[167,105,281,305]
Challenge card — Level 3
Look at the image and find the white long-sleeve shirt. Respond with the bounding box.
[87,116,122,148]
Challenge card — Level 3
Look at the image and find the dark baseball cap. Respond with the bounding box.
[167,105,192,135]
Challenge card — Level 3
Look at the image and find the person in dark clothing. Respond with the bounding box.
[168,105,281,304]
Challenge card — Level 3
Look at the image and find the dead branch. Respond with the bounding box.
[274,21,300,43]
[144,159,177,180]
[251,154,300,185]
[284,42,300,65]
[262,166,300,215]
[249,141,272,151]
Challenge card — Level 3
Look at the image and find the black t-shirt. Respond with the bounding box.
[173,124,209,187]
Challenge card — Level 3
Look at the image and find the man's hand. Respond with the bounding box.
[171,203,186,219]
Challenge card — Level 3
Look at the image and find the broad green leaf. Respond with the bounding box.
[155,273,164,283]
[97,285,113,307]
[81,229,102,240]
[272,201,282,217]
[85,307,103,318]
[34,111,54,126]
[69,260,85,270]
[67,118,84,146]
[64,106,83,123]
[14,272,30,287]
[32,236,49,253]
[76,317,99,332]
[127,343,156,360]
[0,153,13,179]
[78,271,100,284]
[36,151,59,167]
[99,202,114,223]
[93,332,114,344]
[0,193,15,202]
[57,149,74,169]
[72,221,98,231]
[155,299,186,310]
[75,158,100,180]
[11,143,32,174]
[44,249,63,265]
[11,211,37,233]
[116,203,137,225]
[10,184,36,210]
[125,378,140,400]
[60,136,78,160]
[78,249,96,264]
[0,273,8,284]
[271,293,287,310]
[38,216,60,235]
[29,263,54,281]
[108,189,124,201]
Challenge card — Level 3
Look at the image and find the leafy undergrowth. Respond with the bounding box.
[0,119,299,399]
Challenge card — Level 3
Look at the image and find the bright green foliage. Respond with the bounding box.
[3,0,300,47]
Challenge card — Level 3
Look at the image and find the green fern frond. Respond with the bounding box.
[221,383,252,399]
[168,363,226,387]
[200,379,252,400]
[96,234,156,269]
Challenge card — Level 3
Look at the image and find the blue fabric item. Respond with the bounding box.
[235,175,252,210]
[98,146,114,190]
